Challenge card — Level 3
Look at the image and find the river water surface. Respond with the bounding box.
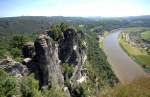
[103,31,147,83]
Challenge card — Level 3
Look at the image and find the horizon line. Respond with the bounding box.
[0,14,150,18]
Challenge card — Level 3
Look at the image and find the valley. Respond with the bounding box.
[0,16,150,97]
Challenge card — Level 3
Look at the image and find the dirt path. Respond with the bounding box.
[103,31,148,84]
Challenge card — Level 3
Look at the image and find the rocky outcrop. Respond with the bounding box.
[22,42,35,58]
[0,57,28,78]
[59,28,79,65]
[21,28,87,96]
[30,34,64,88]
[0,25,87,97]
[58,28,87,86]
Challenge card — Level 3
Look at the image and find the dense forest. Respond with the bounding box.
[1,15,150,34]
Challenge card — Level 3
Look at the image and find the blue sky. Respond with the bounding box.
[0,0,150,17]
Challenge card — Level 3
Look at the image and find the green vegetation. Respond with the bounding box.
[62,63,74,75]
[9,35,29,49]
[47,23,69,41]
[99,37,103,48]
[1,16,150,38]
[42,82,65,97]
[71,84,91,97]
[101,78,150,97]
[47,22,84,41]
[9,35,31,61]
[21,74,42,97]
[141,30,150,40]
[86,31,118,93]
[21,74,65,97]
[0,34,33,61]
[119,28,150,72]
[122,27,146,33]
[0,71,66,97]
[0,69,17,97]
[61,63,74,86]
[1,16,150,97]
[99,31,109,48]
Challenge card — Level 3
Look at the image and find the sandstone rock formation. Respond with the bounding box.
[0,25,87,97]
[58,28,87,86]
[22,42,35,58]
[21,28,87,96]
[0,57,28,78]
[31,34,64,88]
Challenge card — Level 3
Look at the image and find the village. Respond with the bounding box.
[122,31,150,55]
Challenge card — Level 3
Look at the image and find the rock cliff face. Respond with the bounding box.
[59,28,87,86]
[31,34,64,87]
[22,42,35,58]
[59,28,79,64]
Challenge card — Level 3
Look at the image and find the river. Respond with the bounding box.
[103,30,147,83]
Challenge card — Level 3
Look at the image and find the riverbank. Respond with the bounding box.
[99,31,109,48]
[119,29,150,72]
[103,31,147,83]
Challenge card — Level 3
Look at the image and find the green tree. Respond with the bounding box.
[47,24,62,41]
[9,35,28,49]
[0,69,17,97]
[60,22,69,32]
[72,85,88,97]
[8,35,30,59]
[20,74,42,97]
[42,81,65,97]
[10,48,21,58]
[47,22,69,41]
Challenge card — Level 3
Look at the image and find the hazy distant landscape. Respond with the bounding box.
[0,0,150,97]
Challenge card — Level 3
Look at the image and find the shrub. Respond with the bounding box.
[0,69,17,97]
[47,24,63,41]
[8,35,31,60]
[10,48,22,58]
[9,35,29,49]
[47,22,69,41]
[20,74,42,97]
[62,63,74,74]
[71,84,90,97]
[0,48,8,58]
[42,81,65,97]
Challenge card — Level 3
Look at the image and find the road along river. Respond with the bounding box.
[103,30,148,84]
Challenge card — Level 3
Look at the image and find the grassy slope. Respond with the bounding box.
[101,78,150,97]
[141,30,150,40]
[119,28,150,72]
[99,31,109,48]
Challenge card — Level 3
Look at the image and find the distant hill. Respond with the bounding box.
[0,15,150,36]
[0,16,93,35]
[125,15,150,19]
